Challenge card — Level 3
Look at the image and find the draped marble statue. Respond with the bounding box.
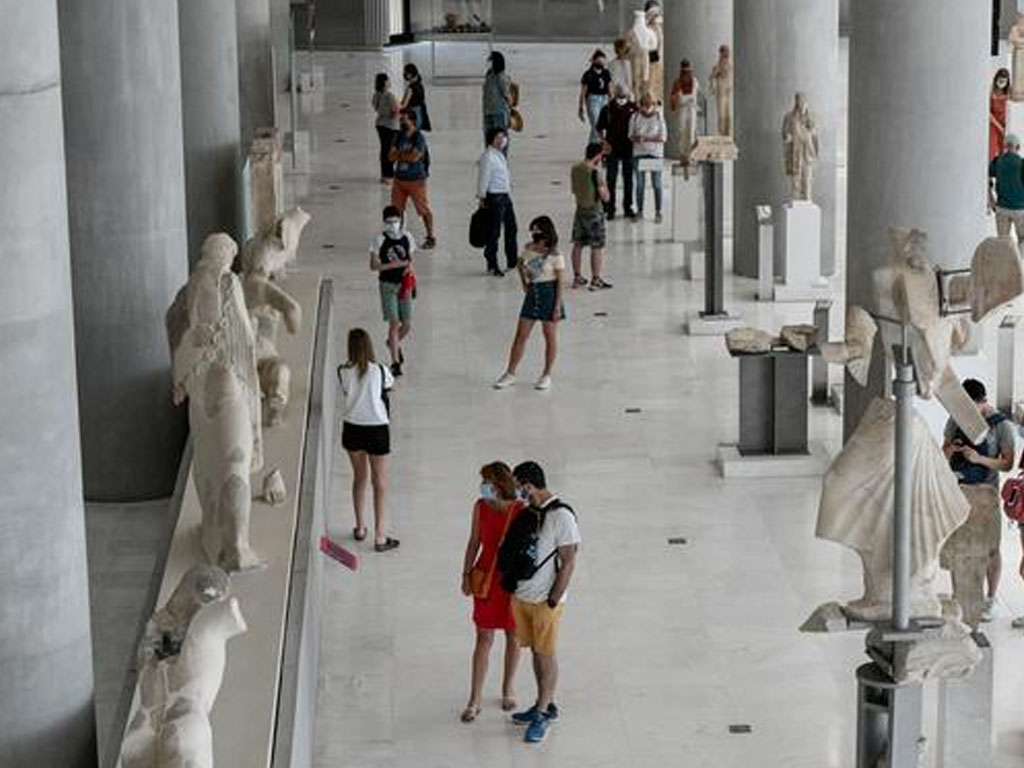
[781,92,819,201]
[624,9,656,98]
[240,207,310,426]
[167,233,264,572]
[708,44,733,137]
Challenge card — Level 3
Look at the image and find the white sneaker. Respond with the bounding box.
[534,375,552,391]
[493,373,516,389]
[1011,615,1024,629]
[980,597,998,623]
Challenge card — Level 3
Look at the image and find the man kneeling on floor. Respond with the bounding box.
[498,461,581,743]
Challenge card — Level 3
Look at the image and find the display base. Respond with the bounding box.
[773,281,831,303]
[683,244,704,281]
[671,165,703,244]
[716,441,830,478]
[686,310,743,336]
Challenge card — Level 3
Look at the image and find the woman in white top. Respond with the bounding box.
[493,216,565,392]
[338,328,399,552]
[629,92,667,222]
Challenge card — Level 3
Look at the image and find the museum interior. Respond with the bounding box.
[8,1,1024,767]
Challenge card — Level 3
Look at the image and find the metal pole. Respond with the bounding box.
[892,325,913,632]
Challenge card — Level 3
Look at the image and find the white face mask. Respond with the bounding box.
[383,218,401,237]
[616,97,628,106]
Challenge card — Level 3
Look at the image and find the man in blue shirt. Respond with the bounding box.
[389,108,436,249]
[988,133,1024,243]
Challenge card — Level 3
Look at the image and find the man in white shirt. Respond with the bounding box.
[509,461,581,744]
[477,127,519,276]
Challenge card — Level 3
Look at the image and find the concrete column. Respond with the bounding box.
[662,0,733,159]
[364,0,389,47]
[59,0,189,500]
[733,0,840,278]
[844,0,989,435]
[237,0,275,143]
[179,0,243,262]
[0,1,96,765]
[270,0,293,111]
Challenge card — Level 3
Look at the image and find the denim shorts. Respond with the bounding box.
[520,281,566,322]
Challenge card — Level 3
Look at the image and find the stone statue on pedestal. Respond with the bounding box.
[708,44,732,137]
[240,207,310,426]
[167,233,264,572]
[670,59,700,166]
[781,92,819,201]
[643,2,664,102]
[624,9,656,98]
[1010,13,1024,102]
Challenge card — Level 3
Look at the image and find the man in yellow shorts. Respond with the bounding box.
[509,461,581,744]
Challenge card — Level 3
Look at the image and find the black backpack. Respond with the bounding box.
[497,500,575,594]
[950,411,1008,485]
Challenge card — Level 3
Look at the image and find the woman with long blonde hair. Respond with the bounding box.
[337,328,399,551]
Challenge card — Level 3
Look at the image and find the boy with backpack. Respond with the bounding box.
[497,461,581,744]
[370,205,416,377]
[942,378,1015,622]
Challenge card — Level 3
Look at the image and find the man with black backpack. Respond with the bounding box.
[942,378,1015,622]
[497,461,580,744]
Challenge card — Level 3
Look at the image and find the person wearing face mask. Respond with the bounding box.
[389,108,436,249]
[370,205,416,376]
[596,84,639,221]
[459,462,526,723]
[477,127,519,276]
[629,92,667,223]
[578,49,612,144]
[494,216,565,391]
[483,51,513,149]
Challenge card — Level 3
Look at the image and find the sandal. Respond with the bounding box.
[460,706,481,723]
[501,696,517,712]
[353,526,367,541]
[374,537,401,552]
[572,275,588,289]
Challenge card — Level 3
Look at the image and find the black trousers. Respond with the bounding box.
[377,125,397,179]
[604,152,635,216]
[483,193,519,270]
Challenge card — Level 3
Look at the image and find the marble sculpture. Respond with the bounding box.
[810,228,1023,627]
[240,207,310,427]
[670,60,700,166]
[781,92,819,201]
[167,233,265,572]
[1011,13,1024,101]
[939,484,1001,629]
[121,593,248,768]
[708,44,733,137]
[624,9,656,98]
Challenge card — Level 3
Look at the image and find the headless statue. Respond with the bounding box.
[708,44,732,137]
[781,92,819,201]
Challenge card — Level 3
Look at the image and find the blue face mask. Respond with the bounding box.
[480,482,498,501]
[517,488,531,503]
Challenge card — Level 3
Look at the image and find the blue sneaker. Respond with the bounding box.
[524,713,550,743]
[511,703,559,725]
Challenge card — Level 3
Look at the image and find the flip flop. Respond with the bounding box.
[460,706,481,723]
[374,537,400,553]
[353,526,367,541]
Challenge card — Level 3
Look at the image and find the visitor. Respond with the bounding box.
[988,133,1024,243]
[400,63,432,132]
[991,68,1010,163]
[483,51,513,149]
[493,216,565,391]
[596,83,638,221]
[337,328,399,553]
[369,205,415,376]
[630,92,666,223]
[371,72,400,183]
[477,127,519,276]
[506,461,580,744]
[577,49,612,145]
[569,142,612,290]
[459,462,525,723]
[942,378,1015,622]
[609,38,633,96]
[389,108,436,249]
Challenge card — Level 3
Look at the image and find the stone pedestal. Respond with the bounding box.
[936,633,992,768]
[997,315,1020,414]
[756,205,774,301]
[775,201,830,302]
[672,166,703,243]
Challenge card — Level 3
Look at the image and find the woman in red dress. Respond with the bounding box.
[991,68,1011,162]
[459,462,524,722]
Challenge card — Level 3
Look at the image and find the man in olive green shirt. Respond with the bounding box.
[570,142,612,291]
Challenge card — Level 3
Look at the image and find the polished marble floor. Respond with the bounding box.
[290,44,1024,768]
